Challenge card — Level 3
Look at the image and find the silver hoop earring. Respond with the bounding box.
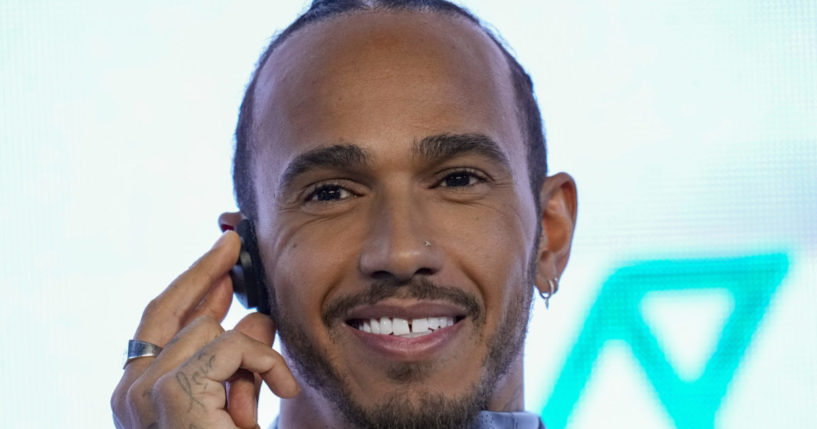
[537,277,559,309]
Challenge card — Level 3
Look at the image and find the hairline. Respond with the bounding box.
[234,3,547,218]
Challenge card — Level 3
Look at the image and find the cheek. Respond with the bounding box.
[433,196,536,310]
[265,217,364,327]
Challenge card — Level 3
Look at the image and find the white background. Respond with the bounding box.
[1,0,815,427]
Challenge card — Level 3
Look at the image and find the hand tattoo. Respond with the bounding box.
[175,353,217,413]
[176,372,206,412]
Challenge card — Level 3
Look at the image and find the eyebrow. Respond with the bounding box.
[277,133,511,193]
[279,144,369,192]
[414,133,511,168]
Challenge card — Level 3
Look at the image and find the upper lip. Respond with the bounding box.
[343,300,468,322]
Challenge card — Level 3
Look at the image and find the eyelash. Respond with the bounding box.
[435,168,489,188]
[303,182,359,203]
[302,168,489,204]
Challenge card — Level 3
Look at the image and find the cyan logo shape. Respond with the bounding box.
[543,254,789,429]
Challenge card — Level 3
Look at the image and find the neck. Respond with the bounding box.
[486,352,526,412]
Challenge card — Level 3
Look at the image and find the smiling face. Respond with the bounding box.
[250,10,542,428]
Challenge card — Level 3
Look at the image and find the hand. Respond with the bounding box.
[111,232,300,429]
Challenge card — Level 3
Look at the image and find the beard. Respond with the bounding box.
[268,265,535,429]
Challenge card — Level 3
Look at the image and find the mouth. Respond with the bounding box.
[341,301,469,341]
[346,315,465,338]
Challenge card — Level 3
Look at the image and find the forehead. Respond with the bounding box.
[251,10,524,185]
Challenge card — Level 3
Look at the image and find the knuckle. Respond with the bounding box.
[269,350,286,369]
[190,314,225,337]
[141,298,162,320]
[193,313,217,327]
[120,387,144,421]
[221,329,249,346]
[123,384,138,408]
[153,371,179,402]
[125,377,151,408]
[167,314,224,349]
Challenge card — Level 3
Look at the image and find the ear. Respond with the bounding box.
[534,172,577,297]
[218,211,245,232]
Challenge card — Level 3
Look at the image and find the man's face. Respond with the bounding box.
[251,11,541,427]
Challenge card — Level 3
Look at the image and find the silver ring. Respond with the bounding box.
[123,339,164,368]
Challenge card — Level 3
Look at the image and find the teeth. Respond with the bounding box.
[411,317,429,334]
[380,317,393,335]
[355,316,457,336]
[392,318,410,335]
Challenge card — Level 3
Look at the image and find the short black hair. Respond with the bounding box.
[234,0,548,217]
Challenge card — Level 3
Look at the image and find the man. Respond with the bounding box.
[112,0,577,428]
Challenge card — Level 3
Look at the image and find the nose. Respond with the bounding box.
[358,194,443,282]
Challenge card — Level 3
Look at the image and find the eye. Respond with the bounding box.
[305,184,356,202]
[437,168,488,188]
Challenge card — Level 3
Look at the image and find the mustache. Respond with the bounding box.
[321,276,484,327]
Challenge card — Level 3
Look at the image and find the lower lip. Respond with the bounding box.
[345,320,465,361]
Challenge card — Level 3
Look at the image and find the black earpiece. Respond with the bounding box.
[229,219,271,315]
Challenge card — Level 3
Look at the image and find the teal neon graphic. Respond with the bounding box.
[543,254,789,429]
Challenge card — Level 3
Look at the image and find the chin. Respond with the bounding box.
[334,381,489,429]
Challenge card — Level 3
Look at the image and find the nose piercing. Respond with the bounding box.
[424,240,431,247]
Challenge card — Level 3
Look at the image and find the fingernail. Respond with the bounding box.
[220,223,234,232]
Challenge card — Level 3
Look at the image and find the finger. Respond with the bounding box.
[234,312,277,346]
[152,331,299,428]
[132,314,225,384]
[226,313,277,426]
[180,330,299,404]
[184,273,235,326]
[119,284,231,389]
[135,231,240,345]
[227,369,260,429]
[121,315,226,426]
[117,232,239,410]
[115,232,240,428]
